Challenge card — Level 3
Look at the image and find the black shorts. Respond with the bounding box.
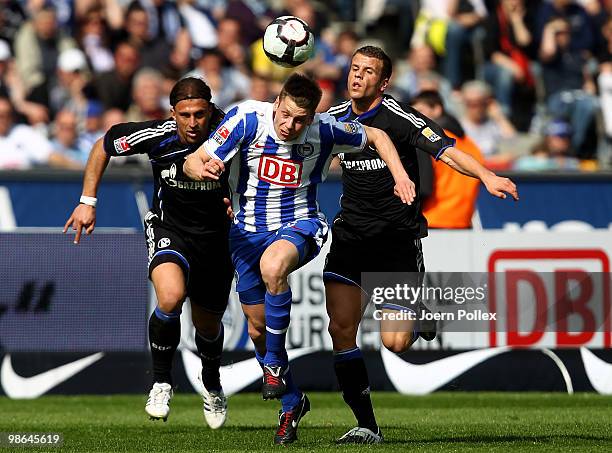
[144,212,233,314]
[323,219,425,288]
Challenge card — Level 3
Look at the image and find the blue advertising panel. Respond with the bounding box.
[0,171,610,230]
[0,233,148,352]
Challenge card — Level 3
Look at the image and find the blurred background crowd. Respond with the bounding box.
[0,0,611,172]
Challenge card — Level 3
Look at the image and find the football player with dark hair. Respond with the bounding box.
[324,46,519,444]
[64,77,232,428]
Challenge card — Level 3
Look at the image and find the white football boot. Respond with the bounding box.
[198,371,227,429]
[336,426,384,444]
[145,382,173,421]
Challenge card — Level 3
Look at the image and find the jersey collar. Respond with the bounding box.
[339,97,384,122]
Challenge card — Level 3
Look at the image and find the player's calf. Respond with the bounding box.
[381,330,418,353]
[379,306,418,353]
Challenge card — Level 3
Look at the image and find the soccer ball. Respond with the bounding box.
[262,16,315,68]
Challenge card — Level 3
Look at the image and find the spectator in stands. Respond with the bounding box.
[540,17,599,158]
[225,0,275,47]
[411,90,483,229]
[483,0,536,122]
[78,100,105,152]
[188,48,250,110]
[0,40,12,97]
[101,107,125,133]
[535,0,595,54]
[0,38,51,126]
[216,17,249,75]
[14,4,76,103]
[75,4,114,73]
[120,1,191,72]
[445,0,489,90]
[331,29,359,97]
[140,0,185,45]
[50,109,90,169]
[178,0,220,53]
[47,48,90,121]
[597,16,612,156]
[126,68,166,122]
[412,0,453,56]
[460,80,516,157]
[91,41,140,111]
[0,96,68,169]
[392,45,452,102]
[514,118,581,170]
[0,0,27,46]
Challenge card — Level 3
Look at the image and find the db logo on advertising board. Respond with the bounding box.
[258,155,303,187]
[488,249,611,348]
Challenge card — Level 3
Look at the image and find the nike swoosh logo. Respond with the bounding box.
[181,348,315,396]
[381,347,509,394]
[581,347,612,394]
[1,352,104,399]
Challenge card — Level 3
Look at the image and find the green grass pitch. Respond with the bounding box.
[2,392,612,452]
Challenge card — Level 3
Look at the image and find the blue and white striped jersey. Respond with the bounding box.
[202,100,367,232]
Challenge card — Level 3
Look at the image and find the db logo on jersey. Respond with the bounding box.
[258,155,302,187]
[113,136,130,153]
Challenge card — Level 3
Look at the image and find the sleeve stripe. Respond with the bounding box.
[382,99,426,128]
[327,100,351,115]
[127,120,176,145]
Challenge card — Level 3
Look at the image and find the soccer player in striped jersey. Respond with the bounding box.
[324,46,519,444]
[184,73,415,445]
[64,78,232,428]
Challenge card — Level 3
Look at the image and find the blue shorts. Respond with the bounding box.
[230,218,328,302]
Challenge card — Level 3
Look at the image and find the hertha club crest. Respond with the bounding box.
[296,142,314,157]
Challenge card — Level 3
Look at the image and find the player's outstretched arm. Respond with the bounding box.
[63,138,110,244]
[184,146,224,181]
[362,125,416,205]
[440,147,519,200]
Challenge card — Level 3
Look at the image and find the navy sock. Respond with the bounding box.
[195,324,224,391]
[280,366,302,412]
[333,347,378,432]
[148,306,181,386]
[264,289,292,366]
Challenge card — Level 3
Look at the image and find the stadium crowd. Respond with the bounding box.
[0,0,610,171]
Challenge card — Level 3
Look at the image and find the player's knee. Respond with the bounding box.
[328,319,357,347]
[260,260,287,294]
[156,288,186,313]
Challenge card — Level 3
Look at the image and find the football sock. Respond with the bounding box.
[333,347,378,432]
[280,364,302,412]
[255,348,265,369]
[264,289,292,366]
[149,306,181,386]
[195,324,224,391]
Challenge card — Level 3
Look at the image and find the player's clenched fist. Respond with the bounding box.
[183,152,207,180]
